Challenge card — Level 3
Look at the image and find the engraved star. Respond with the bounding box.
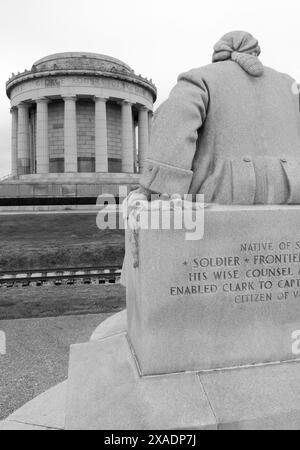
[244,258,250,263]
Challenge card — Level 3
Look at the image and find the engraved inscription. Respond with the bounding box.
[170,240,300,305]
[11,76,152,101]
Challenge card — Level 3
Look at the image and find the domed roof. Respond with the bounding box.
[6,51,157,102]
[32,52,133,73]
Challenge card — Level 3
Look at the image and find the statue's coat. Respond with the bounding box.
[140,61,300,204]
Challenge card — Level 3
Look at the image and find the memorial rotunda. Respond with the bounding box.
[6,52,157,181]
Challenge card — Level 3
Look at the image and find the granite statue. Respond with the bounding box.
[133,31,300,206]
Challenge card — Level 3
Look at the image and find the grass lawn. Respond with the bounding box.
[0,213,125,271]
[0,284,126,320]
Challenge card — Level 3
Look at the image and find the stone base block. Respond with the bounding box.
[65,328,300,430]
[201,361,300,430]
[65,333,217,430]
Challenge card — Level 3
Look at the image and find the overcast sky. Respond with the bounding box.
[1,0,300,177]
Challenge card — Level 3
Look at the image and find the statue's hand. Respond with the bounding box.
[122,187,150,222]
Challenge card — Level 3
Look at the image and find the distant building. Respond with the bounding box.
[6,52,156,179]
[2,53,157,210]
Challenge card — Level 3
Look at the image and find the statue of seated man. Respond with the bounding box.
[134,30,300,206]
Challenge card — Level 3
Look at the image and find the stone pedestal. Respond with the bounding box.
[126,205,300,375]
[63,204,300,430]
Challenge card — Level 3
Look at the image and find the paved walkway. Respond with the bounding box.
[0,313,110,419]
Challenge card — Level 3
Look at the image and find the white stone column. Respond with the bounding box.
[17,103,31,175]
[36,98,49,174]
[138,106,149,173]
[63,96,78,172]
[10,107,18,177]
[148,110,153,142]
[121,100,134,173]
[94,97,108,172]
